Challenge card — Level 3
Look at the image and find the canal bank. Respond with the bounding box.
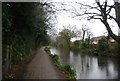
[50,47,120,79]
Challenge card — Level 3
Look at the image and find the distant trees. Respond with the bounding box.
[56,28,76,49]
[2,2,51,71]
[80,24,93,48]
[53,24,93,49]
[71,40,82,50]
[55,25,77,49]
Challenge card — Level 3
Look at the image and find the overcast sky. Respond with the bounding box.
[47,0,119,40]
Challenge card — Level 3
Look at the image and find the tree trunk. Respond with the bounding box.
[102,20,120,43]
[98,1,120,43]
[115,2,120,36]
[82,31,85,42]
[115,2,120,28]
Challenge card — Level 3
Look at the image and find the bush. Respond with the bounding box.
[71,40,82,51]
[52,54,76,79]
[98,38,109,52]
[63,64,76,79]
[81,48,99,55]
[44,46,51,55]
[52,54,60,64]
[88,49,99,55]
[115,43,120,56]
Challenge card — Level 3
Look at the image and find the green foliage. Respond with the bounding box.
[81,37,111,56]
[115,43,120,56]
[44,46,51,55]
[56,29,76,49]
[52,54,63,70]
[63,64,76,79]
[117,43,120,53]
[98,38,109,52]
[44,46,51,51]
[52,54,76,79]
[2,2,50,64]
[52,54,59,63]
[59,29,76,39]
[44,47,76,79]
[71,40,82,50]
[81,48,99,55]
[73,40,81,48]
[84,38,90,47]
[88,49,99,55]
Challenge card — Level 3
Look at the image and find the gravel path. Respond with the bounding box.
[23,48,66,79]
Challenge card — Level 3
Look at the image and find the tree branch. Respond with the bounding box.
[101,20,120,42]
[109,15,120,28]
[75,2,100,11]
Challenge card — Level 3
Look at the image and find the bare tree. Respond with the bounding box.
[82,25,87,42]
[81,24,91,42]
[87,29,93,45]
[42,0,120,43]
[72,0,120,43]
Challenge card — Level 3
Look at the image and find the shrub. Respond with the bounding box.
[71,40,82,51]
[98,38,109,52]
[52,54,60,64]
[88,49,99,55]
[63,64,76,79]
[44,46,51,54]
[115,43,120,56]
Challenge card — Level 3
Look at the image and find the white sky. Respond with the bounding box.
[47,0,119,39]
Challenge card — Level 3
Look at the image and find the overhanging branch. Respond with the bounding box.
[109,15,120,28]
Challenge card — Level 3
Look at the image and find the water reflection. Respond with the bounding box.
[50,47,120,79]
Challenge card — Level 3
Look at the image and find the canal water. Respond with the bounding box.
[50,47,120,79]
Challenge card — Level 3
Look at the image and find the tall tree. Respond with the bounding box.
[56,27,77,49]
[2,2,50,66]
[72,0,120,43]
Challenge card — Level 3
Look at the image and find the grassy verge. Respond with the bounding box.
[44,46,76,79]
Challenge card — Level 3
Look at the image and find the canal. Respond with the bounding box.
[50,47,120,79]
